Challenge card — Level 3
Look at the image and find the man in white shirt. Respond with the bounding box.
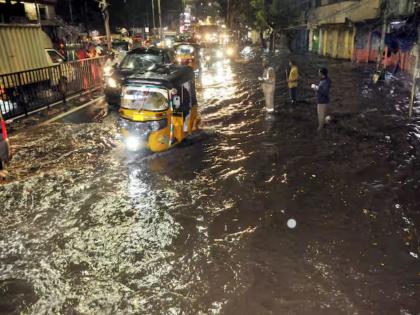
[259,59,276,112]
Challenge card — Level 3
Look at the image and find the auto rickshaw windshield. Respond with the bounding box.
[120,54,161,70]
[121,87,168,111]
[176,45,194,54]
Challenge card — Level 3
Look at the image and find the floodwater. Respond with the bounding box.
[1,51,419,315]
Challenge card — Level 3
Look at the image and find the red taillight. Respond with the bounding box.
[1,119,7,140]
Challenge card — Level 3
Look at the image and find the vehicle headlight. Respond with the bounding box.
[165,39,173,47]
[125,135,141,151]
[107,77,118,88]
[177,57,182,64]
[242,46,252,55]
[104,65,112,76]
[205,56,211,61]
[205,33,211,41]
[227,47,234,56]
[216,50,223,58]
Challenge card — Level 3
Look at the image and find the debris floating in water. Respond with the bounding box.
[287,219,297,229]
[409,252,418,259]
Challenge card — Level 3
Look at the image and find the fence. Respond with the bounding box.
[0,57,105,120]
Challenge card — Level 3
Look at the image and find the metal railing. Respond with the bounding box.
[0,57,105,120]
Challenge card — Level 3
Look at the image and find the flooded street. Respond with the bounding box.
[1,52,420,314]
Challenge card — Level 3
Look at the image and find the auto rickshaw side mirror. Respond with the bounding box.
[173,96,181,109]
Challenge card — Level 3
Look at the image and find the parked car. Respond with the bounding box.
[104,47,176,107]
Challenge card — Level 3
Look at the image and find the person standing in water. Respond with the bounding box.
[259,59,276,113]
[311,68,331,131]
[287,60,299,104]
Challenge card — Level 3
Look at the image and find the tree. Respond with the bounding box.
[267,0,299,31]
[222,0,300,50]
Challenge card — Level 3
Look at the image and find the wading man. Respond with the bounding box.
[311,68,331,131]
[259,59,276,113]
[287,60,299,104]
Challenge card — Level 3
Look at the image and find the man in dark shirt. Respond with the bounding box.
[311,68,331,131]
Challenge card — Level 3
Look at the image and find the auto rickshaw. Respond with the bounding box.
[174,43,201,71]
[118,65,200,152]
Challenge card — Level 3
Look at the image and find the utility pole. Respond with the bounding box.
[227,0,230,27]
[99,0,112,51]
[68,0,73,24]
[34,1,41,24]
[409,29,420,119]
[157,0,163,39]
[151,0,156,37]
[377,0,388,68]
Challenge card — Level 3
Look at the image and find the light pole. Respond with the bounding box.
[99,0,112,51]
[377,0,388,68]
[151,0,156,37]
[69,0,74,24]
[227,0,230,27]
[157,0,163,39]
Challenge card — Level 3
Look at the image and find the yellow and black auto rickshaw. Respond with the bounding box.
[118,65,200,152]
[174,43,201,71]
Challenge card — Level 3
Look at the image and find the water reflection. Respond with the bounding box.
[200,61,236,102]
[1,52,420,314]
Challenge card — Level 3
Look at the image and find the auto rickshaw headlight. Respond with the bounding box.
[104,65,112,76]
[107,77,118,88]
[227,47,234,56]
[126,136,141,151]
[216,50,224,58]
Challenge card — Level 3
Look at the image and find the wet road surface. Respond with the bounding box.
[1,51,420,314]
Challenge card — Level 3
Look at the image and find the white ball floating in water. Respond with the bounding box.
[287,219,297,229]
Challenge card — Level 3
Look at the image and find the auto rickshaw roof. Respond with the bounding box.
[124,65,194,89]
[128,47,171,56]
[173,42,200,48]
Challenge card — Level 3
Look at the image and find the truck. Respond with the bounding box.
[0,24,76,117]
[0,24,66,76]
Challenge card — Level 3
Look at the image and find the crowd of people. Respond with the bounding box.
[260,59,331,131]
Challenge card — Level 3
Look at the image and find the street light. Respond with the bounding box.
[151,0,156,36]
[157,0,163,40]
[98,0,112,51]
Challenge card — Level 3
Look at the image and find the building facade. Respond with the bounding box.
[307,0,419,76]
[0,0,57,25]
[308,0,381,60]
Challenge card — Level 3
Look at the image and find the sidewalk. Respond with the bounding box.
[5,90,105,134]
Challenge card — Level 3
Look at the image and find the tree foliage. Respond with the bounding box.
[215,0,300,32]
[266,0,299,31]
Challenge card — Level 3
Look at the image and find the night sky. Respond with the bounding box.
[56,0,183,31]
